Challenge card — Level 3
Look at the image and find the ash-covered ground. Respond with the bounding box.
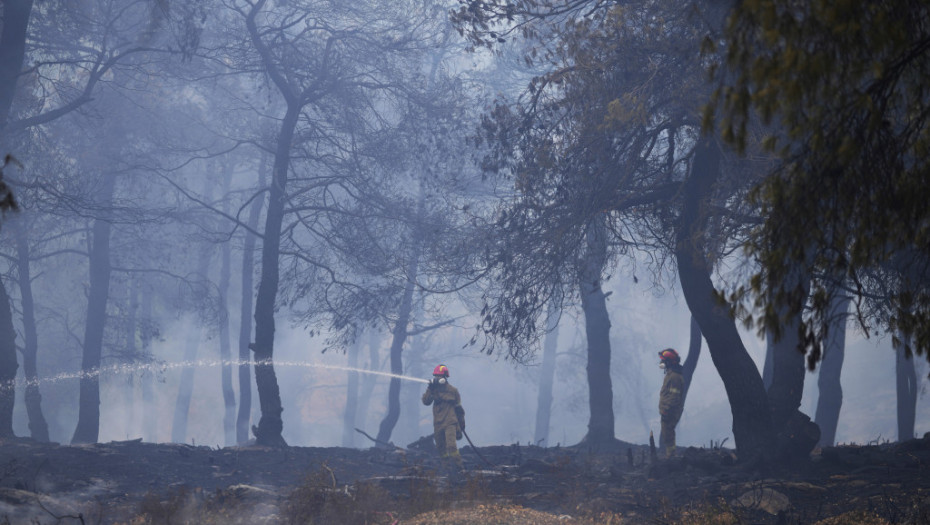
[0,434,928,524]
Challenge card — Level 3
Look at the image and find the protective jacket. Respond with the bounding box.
[659,367,684,419]
[422,381,465,432]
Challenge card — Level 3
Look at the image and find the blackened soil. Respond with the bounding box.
[0,435,928,524]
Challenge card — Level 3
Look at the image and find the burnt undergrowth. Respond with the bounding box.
[0,435,927,524]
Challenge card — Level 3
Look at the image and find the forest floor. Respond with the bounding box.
[0,433,928,524]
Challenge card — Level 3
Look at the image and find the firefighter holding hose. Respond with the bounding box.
[422,364,465,470]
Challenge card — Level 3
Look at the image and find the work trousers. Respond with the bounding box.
[660,411,681,457]
[433,425,462,467]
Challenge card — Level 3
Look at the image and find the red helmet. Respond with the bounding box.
[658,348,680,364]
[432,364,449,377]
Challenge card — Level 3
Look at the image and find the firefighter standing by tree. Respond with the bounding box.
[658,348,685,457]
[422,364,465,469]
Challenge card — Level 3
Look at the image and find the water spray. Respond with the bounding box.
[11,359,431,388]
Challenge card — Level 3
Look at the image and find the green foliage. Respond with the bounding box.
[465,1,737,356]
[714,0,930,364]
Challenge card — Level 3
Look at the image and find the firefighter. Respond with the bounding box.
[658,348,685,457]
[422,364,465,469]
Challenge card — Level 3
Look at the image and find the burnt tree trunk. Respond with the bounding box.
[375,250,419,446]
[681,315,702,400]
[534,299,560,447]
[815,291,850,447]
[0,279,17,438]
[71,172,116,444]
[342,335,362,447]
[0,2,33,431]
[250,104,299,447]
[140,284,157,442]
[762,331,775,391]
[13,221,48,441]
[0,0,33,130]
[126,279,140,437]
[218,184,235,446]
[237,163,265,444]
[766,274,812,433]
[895,336,918,442]
[578,214,615,447]
[675,137,773,460]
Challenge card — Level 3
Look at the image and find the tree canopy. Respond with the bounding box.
[714,0,930,366]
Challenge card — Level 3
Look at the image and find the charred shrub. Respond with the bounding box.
[137,485,203,524]
[283,468,393,525]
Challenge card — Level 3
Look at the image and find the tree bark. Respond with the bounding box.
[762,331,775,391]
[534,300,560,447]
[237,165,266,444]
[0,278,17,438]
[218,182,235,446]
[578,214,615,447]
[0,0,33,130]
[681,315,702,400]
[72,172,116,445]
[766,274,812,433]
[13,221,49,441]
[250,104,300,447]
[375,250,419,446]
[140,284,156,442]
[815,292,850,447]
[126,279,139,438]
[895,336,918,442]
[342,335,362,447]
[675,137,773,459]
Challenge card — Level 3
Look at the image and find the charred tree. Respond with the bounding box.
[675,137,773,460]
[895,336,918,442]
[0,0,33,130]
[578,213,615,447]
[126,280,140,437]
[237,167,265,445]
[534,299,560,446]
[681,315,702,399]
[249,103,298,447]
[342,335,362,447]
[0,0,32,441]
[375,246,420,446]
[13,221,48,441]
[0,278,17,438]
[140,284,157,442]
[71,171,117,444]
[218,179,235,446]
[815,291,850,447]
[766,273,812,434]
[762,330,775,391]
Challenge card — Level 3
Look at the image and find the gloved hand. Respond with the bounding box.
[456,429,463,440]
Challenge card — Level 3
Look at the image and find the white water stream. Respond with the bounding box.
[14,359,431,388]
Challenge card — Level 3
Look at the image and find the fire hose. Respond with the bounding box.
[461,427,496,468]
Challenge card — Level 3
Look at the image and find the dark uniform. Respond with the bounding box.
[659,364,684,457]
[422,380,465,468]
